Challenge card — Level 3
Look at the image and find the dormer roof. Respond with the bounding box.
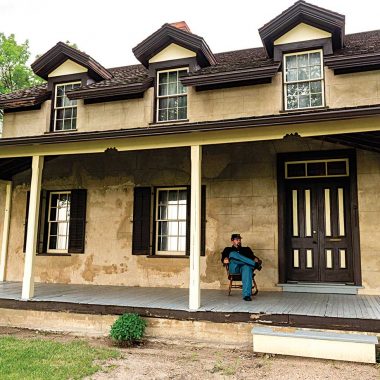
[259,0,345,58]
[132,23,217,68]
[31,42,113,81]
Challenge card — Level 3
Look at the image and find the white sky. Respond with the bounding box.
[1,0,380,69]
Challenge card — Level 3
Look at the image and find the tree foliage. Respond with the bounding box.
[0,33,43,94]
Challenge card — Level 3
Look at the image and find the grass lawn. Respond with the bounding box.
[0,336,120,380]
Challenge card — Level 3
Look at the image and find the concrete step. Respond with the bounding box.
[252,326,378,363]
[278,282,362,294]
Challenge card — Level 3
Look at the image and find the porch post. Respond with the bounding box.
[21,156,44,300]
[0,181,12,281]
[189,145,202,310]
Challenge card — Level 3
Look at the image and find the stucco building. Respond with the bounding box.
[0,0,380,313]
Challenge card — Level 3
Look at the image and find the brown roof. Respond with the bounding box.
[2,29,380,107]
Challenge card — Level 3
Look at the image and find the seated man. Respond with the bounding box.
[221,233,261,301]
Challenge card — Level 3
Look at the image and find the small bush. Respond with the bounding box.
[109,313,147,346]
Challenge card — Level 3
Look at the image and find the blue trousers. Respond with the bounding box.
[229,251,257,298]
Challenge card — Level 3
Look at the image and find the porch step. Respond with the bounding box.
[278,283,362,294]
[252,326,378,363]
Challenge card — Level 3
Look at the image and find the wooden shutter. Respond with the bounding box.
[132,187,151,255]
[68,189,87,253]
[23,192,30,253]
[186,185,206,256]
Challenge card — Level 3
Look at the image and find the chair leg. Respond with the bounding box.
[252,279,259,296]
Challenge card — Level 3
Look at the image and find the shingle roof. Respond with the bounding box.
[0,84,50,108]
[2,29,380,107]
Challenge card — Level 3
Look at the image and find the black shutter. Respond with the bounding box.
[68,189,87,253]
[23,192,30,253]
[186,185,206,256]
[132,187,151,255]
[37,190,49,254]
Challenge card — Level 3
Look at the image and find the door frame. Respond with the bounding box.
[277,149,362,285]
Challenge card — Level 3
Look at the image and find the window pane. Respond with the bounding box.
[159,205,167,219]
[168,108,177,120]
[327,161,347,175]
[57,222,68,236]
[309,52,321,65]
[286,68,297,82]
[63,119,72,130]
[178,190,187,202]
[178,96,187,107]
[50,222,58,235]
[57,235,67,250]
[179,221,186,235]
[51,194,59,208]
[64,108,73,119]
[159,72,168,85]
[158,98,168,109]
[298,82,310,95]
[168,82,177,95]
[310,80,322,93]
[159,84,168,96]
[297,54,308,67]
[287,163,306,178]
[159,236,168,251]
[167,204,177,219]
[299,95,310,108]
[168,236,177,251]
[178,107,187,120]
[310,93,322,107]
[310,65,322,79]
[168,97,176,109]
[168,221,178,235]
[178,237,186,251]
[168,71,177,83]
[286,55,297,69]
[57,86,65,96]
[307,162,326,176]
[178,204,186,219]
[56,96,64,108]
[55,120,63,130]
[49,236,57,250]
[159,221,168,235]
[159,190,168,203]
[298,67,309,80]
[158,109,167,121]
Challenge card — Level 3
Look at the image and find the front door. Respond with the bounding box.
[285,178,354,283]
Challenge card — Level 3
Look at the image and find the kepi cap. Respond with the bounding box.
[231,233,242,240]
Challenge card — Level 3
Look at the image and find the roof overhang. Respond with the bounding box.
[0,91,51,110]
[31,42,113,81]
[259,0,345,58]
[325,53,380,74]
[67,79,153,101]
[132,24,216,68]
[181,64,280,88]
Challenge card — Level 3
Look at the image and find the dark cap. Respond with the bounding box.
[231,233,242,240]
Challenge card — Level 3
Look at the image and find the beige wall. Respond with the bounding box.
[2,139,378,294]
[3,68,380,138]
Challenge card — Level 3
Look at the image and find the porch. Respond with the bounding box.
[0,281,379,332]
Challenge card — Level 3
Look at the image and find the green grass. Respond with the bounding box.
[0,336,120,380]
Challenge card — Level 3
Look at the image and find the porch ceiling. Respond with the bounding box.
[315,131,380,153]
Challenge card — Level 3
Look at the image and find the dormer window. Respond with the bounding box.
[284,50,324,110]
[54,82,81,131]
[157,68,188,122]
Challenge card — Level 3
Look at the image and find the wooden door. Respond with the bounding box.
[285,179,354,283]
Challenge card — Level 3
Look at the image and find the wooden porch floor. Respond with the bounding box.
[0,281,379,332]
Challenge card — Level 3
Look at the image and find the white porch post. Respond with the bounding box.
[22,156,44,300]
[189,145,202,310]
[0,181,12,281]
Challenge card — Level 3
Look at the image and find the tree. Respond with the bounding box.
[0,33,44,127]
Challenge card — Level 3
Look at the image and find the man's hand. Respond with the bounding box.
[254,257,259,263]
[223,258,229,264]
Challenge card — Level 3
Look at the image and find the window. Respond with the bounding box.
[157,69,187,122]
[47,191,71,253]
[285,159,349,179]
[53,82,81,131]
[155,188,187,255]
[284,50,324,110]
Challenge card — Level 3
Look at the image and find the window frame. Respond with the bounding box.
[156,68,188,123]
[154,186,188,256]
[53,81,81,132]
[47,190,71,254]
[283,49,325,111]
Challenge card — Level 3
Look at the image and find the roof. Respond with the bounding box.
[2,29,380,107]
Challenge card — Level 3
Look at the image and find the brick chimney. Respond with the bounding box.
[170,21,191,33]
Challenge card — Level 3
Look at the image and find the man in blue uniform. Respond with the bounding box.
[221,234,261,301]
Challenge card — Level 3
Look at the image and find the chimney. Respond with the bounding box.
[170,21,191,33]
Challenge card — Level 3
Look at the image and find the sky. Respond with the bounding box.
[1,0,380,69]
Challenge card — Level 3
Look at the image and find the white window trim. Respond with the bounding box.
[47,191,71,254]
[156,68,188,123]
[53,81,81,132]
[155,186,187,256]
[283,49,325,111]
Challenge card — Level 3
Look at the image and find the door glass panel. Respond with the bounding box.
[292,190,299,236]
[324,188,331,236]
[338,188,345,236]
[326,249,333,269]
[307,162,326,177]
[287,163,306,178]
[305,189,311,236]
[306,249,313,268]
[327,161,347,176]
[293,249,300,268]
[339,249,346,268]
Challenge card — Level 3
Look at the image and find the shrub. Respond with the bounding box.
[109,313,147,346]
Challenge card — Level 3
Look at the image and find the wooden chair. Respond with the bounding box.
[224,263,260,296]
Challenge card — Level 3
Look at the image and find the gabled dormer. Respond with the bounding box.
[259,0,345,61]
[133,22,216,123]
[30,42,113,132]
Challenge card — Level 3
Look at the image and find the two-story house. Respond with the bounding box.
[0,0,379,316]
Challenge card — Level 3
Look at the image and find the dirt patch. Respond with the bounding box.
[0,327,378,380]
